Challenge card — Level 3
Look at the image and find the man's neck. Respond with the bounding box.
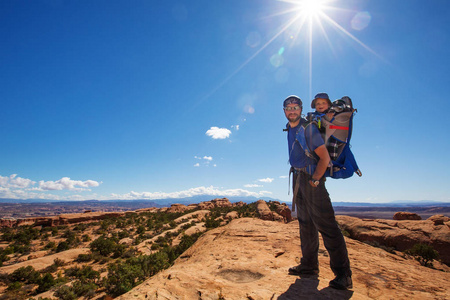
[289,120,300,128]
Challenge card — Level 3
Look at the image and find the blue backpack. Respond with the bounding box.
[292,96,362,179]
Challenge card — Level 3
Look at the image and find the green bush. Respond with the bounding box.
[54,285,77,300]
[406,243,439,267]
[56,241,70,252]
[9,265,40,283]
[6,281,23,291]
[76,253,93,263]
[90,236,118,257]
[104,262,144,297]
[36,273,55,293]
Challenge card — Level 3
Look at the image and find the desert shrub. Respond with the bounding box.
[40,233,50,240]
[51,227,59,236]
[0,247,12,266]
[9,266,40,283]
[76,253,93,262]
[53,257,65,267]
[104,262,144,297]
[62,229,75,239]
[73,224,88,232]
[82,234,91,242]
[54,285,77,300]
[204,215,221,229]
[121,248,138,259]
[56,241,70,252]
[44,241,56,250]
[341,230,350,237]
[2,226,40,245]
[36,273,55,293]
[112,243,128,258]
[118,230,130,239]
[6,281,23,291]
[71,280,98,299]
[406,243,439,267]
[181,221,195,230]
[136,225,146,235]
[90,236,119,257]
[9,242,31,254]
[65,265,100,283]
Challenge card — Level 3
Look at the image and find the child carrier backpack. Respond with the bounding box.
[295,96,362,179]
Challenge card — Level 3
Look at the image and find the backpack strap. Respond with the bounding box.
[295,122,318,161]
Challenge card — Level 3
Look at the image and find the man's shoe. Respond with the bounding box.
[288,264,319,276]
[329,274,353,290]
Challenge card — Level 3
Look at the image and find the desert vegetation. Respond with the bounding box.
[0,200,272,299]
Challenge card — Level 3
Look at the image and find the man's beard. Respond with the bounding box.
[287,113,301,122]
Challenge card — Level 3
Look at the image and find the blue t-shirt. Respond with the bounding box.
[287,119,325,169]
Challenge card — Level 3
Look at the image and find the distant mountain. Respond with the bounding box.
[1,197,448,208]
[0,195,284,206]
[332,200,450,207]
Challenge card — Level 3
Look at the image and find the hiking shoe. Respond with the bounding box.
[329,275,353,290]
[288,264,319,276]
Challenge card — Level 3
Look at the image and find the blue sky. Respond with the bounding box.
[1,0,449,203]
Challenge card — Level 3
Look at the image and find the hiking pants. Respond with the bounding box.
[293,171,351,276]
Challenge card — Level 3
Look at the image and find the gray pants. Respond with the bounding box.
[293,171,351,276]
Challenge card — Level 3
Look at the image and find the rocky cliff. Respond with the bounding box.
[336,215,450,266]
[117,218,450,300]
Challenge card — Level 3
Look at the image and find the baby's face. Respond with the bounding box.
[315,98,330,113]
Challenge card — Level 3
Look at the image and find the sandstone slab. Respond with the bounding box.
[117,218,450,300]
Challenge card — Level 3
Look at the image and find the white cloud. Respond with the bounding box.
[205,127,231,139]
[0,174,101,199]
[110,186,271,200]
[194,156,213,167]
[279,175,288,179]
[213,164,217,167]
[231,125,240,131]
[37,177,100,191]
[0,174,35,188]
[244,184,263,188]
[258,178,274,183]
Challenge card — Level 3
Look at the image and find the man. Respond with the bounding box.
[283,94,352,290]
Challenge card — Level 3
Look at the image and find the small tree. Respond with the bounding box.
[406,243,439,267]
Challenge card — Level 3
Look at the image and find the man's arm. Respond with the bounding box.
[311,144,330,185]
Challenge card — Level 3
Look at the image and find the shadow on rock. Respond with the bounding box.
[278,277,354,300]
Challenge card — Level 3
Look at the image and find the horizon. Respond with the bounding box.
[1,0,449,204]
[0,196,449,206]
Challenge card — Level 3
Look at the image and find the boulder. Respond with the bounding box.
[167,204,189,213]
[427,214,449,226]
[393,212,422,220]
[337,215,450,266]
[225,211,239,220]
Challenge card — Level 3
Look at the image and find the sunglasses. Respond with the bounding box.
[284,105,301,111]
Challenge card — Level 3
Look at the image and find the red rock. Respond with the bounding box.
[337,215,450,266]
[427,214,449,225]
[393,212,422,220]
[167,204,189,213]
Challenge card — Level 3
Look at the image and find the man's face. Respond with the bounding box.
[284,103,302,123]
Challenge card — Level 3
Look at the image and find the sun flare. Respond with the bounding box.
[299,0,326,17]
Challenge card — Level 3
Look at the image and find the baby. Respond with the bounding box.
[310,93,351,161]
[310,92,334,122]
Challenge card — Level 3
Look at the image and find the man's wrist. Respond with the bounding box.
[310,178,320,187]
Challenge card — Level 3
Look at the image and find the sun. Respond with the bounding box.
[299,0,326,17]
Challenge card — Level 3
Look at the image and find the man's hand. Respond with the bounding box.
[309,179,320,188]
